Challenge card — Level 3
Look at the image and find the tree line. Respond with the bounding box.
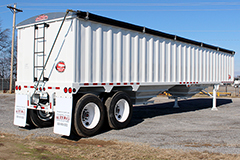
[0,19,17,79]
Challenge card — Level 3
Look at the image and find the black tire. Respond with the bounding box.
[105,91,133,129]
[28,109,54,128]
[73,94,105,137]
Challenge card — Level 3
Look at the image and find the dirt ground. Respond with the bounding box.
[0,132,240,160]
[2,93,240,159]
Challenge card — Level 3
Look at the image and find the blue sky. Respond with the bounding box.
[1,0,240,76]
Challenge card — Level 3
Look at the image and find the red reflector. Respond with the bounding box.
[19,86,21,90]
[50,103,52,109]
[30,86,34,88]
[41,107,45,109]
[39,87,42,91]
[64,87,68,93]
[55,87,60,90]
[109,83,113,85]
[180,82,182,84]
[190,82,192,84]
[15,86,18,90]
[130,83,134,85]
[101,83,106,85]
[24,86,28,88]
[48,87,52,89]
[124,83,127,85]
[136,82,140,85]
[27,100,29,106]
[34,106,37,108]
[43,87,45,91]
[84,83,89,85]
[93,83,98,85]
[183,82,186,84]
[187,82,189,84]
[68,88,72,93]
[196,82,199,84]
[117,83,121,85]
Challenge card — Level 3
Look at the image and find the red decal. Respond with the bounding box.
[56,61,66,72]
[228,74,231,80]
[35,14,48,22]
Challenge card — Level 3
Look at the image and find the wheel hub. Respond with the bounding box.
[81,102,101,129]
[37,110,53,121]
[114,99,130,122]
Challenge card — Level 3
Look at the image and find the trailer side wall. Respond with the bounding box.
[74,18,234,85]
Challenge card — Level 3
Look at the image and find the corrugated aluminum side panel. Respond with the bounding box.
[75,19,234,84]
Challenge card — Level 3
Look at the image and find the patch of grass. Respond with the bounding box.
[1,132,240,160]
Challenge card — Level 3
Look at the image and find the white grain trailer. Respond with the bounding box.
[14,10,235,137]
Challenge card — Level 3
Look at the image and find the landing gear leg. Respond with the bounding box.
[211,84,219,111]
[173,98,179,108]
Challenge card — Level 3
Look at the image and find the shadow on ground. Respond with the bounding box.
[20,98,232,140]
[71,98,233,139]
[129,98,232,127]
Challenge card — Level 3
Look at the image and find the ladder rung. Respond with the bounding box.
[35,37,44,40]
[34,51,44,54]
[34,66,44,68]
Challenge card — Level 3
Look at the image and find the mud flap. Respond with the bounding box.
[14,94,28,127]
[53,97,72,136]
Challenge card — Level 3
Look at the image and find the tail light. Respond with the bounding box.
[64,87,68,93]
[68,88,72,93]
[15,85,21,90]
[63,87,76,93]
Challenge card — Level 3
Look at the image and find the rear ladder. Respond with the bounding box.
[33,23,49,82]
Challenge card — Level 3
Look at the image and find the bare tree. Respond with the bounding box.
[0,19,17,79]
[0,21,10,53]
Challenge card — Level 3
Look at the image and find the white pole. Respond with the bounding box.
[211,84,219,111]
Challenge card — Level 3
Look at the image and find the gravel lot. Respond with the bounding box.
[1,94,240,154]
